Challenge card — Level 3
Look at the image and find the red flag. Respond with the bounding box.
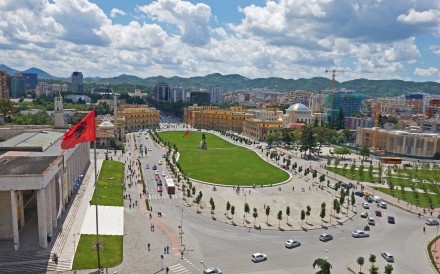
[183,129,190,138]
[61,110,96,149]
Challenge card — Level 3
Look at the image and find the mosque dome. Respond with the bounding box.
[286,103,309,111]
[98,120,114,130]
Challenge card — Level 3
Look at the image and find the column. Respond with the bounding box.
[10,191,19,251]
[45,183,53,242]
[18,191,24,228]
[37,189,48,248]
[51,178,57,228]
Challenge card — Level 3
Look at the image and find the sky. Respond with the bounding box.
[1,0,440,82]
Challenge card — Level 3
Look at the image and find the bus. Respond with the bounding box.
[380,157,402,164]
[165,178,176,195]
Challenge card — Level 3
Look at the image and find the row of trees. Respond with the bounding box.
[356,255,394,274]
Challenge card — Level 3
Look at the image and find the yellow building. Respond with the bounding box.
[356,127,440,157]
[118,104,160,132]
[243,119,284,141]
[184,105,254,132]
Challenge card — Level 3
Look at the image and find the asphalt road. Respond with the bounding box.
[132,129,436,274]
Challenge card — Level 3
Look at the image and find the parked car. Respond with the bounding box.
[426,219,439,226]
[162,171,166,177]
[368,217,375,225]
[319,234,333,242]
[355,191,364,197]
[375,210,382,217]
[381,252,394,262]
[203,268,222,274]
[379,201,387,209]
[365,196,373,203]
[361,212,368,218]
[388,216,395,224]
[285,239,301,248]
[362,202,370,209]
[152,165,157,170]
[251,253,267,262]
[352,230,370,238]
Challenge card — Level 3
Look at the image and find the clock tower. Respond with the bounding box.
[54,93,64,128]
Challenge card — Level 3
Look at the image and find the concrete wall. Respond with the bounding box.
[0,191,12,239]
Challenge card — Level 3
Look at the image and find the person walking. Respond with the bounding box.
[147,243,150,251]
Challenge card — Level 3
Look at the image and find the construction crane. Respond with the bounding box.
[325,69,345,124]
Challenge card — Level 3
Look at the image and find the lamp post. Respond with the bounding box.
[325,249,328,261]
[200,261,207,271]
[176,206,184,246]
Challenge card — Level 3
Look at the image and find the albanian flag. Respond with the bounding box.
[61,109,96,149]
[183,129,190,138]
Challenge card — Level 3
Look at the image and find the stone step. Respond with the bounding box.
[0,249,50,264]
[0,260,71,272]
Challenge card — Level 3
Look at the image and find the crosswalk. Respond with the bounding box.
[168,260,201,274]
[148,193,175,200]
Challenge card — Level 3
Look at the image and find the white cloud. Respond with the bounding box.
[397,9,440,24]
[383,37,420,62]
[414,67,439,77]
[110,8,126,18]
[137,0,212,47]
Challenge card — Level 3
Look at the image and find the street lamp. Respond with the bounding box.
[200,261,207,270]
[176,206,184,246]
[325,249,328,261]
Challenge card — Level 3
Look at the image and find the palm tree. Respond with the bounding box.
[312,258,332,274]
[357,256,364,273]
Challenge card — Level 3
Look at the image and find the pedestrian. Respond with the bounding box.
[148,243,150,251]
[129,204,131,209]
[166,245,169,253]
[166,267,169,274]
[164,247,166,254]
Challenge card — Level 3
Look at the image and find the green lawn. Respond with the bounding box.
[72,235,123,269]
[91,160,124,206]
[376,187,440,208]
[325,166,380,183]
[158,131,289,185]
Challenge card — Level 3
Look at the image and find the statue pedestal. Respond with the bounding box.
[199,140,207,150]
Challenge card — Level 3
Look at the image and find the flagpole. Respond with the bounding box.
[94,130,101,270]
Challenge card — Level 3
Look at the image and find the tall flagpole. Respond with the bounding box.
[94,131,101,269]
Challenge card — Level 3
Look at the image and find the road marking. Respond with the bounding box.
[338,237,347,240]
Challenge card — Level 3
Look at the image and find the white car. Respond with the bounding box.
[352,230,370,238]
[381,252,394,262]
[162,171,166,177]
[360,212,368,218]
[148,148,152,151]
[362,202,370,209]
[379,201,387,209]
[284,239,301,248]
[251,253,267,262]
[203,268,222,274]
[368,217,375,225]
[319,234,333,242]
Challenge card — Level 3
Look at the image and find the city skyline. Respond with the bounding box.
[0,0,440,82]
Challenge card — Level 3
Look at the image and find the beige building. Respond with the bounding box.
[356,127,440,157]
[118,104,159,132]
[243,119,284,141]
[184,105,254,132]
[0,130,90,250]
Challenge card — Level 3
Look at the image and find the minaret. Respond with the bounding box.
[54,93,64,128]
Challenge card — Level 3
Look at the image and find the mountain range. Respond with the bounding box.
[1,64,440,98]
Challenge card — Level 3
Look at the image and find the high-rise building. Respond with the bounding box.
[405,93,423,114]
[22,73,38,89]
[0,71,10,99]
[190,91,210,105]
[155,82,171,102]
[325,91,365,121]
[209,85,224,104]
[71,71,83,93]
[10,73,26,98]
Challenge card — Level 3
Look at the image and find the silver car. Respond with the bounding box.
[352,230,370,238]
[203,268,222,274]
[285,239,301,248]
[319,234,333,242]
[381,252,394,262]
[251,253,267,262]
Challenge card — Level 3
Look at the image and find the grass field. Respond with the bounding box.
[325,166,380,183]
[158,131,289,185]
[377,187,440,208]
[90,160,124,207]
[72,235,123,269]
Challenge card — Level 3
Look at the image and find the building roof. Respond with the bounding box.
[286,103,309,111]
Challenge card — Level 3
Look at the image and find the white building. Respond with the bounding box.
[209,85,224,104]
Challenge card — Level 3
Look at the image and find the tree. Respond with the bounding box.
[351,191,355,210]
[230,205,235,222]
[226,201,231,218]
[357,256,365,273]
[209,197,215,213]
[312,258,332,274]
[300,124,317,158]
[359,144,370,160]
[286,206,291,224]
[244,203,250,223]
[369,254,376,265]
[320,202,326,224]
[277,210,282,228]
[306,205,311,222]
[368,265,379,274]
[265,206,271,224]
[300,210,306,227]
[384,264,393,274]
[252,208,258,226]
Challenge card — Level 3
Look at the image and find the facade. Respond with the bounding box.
[310,92,325,114]
[71,71,83,93]
[421,118,440,133]
[288,90,312,106]
[405,93,423,115]
[325,91,365,121]
[249,108,283,122]
[36,83,68,97]
[96,119,115,148]
[10,73,26,98]
[21,73,38,90]
[426,99,440,118]
[155,82,171,102]
[171,88,186,102]
[209,85,224,104]
[356,128,440,157]
[190,91,210,105]
[243,119,284,141]
[345,117,374,130]
[0,130,90,250]
[0,71,10,99]
[184,105,254,132]
[118,104,159,132]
